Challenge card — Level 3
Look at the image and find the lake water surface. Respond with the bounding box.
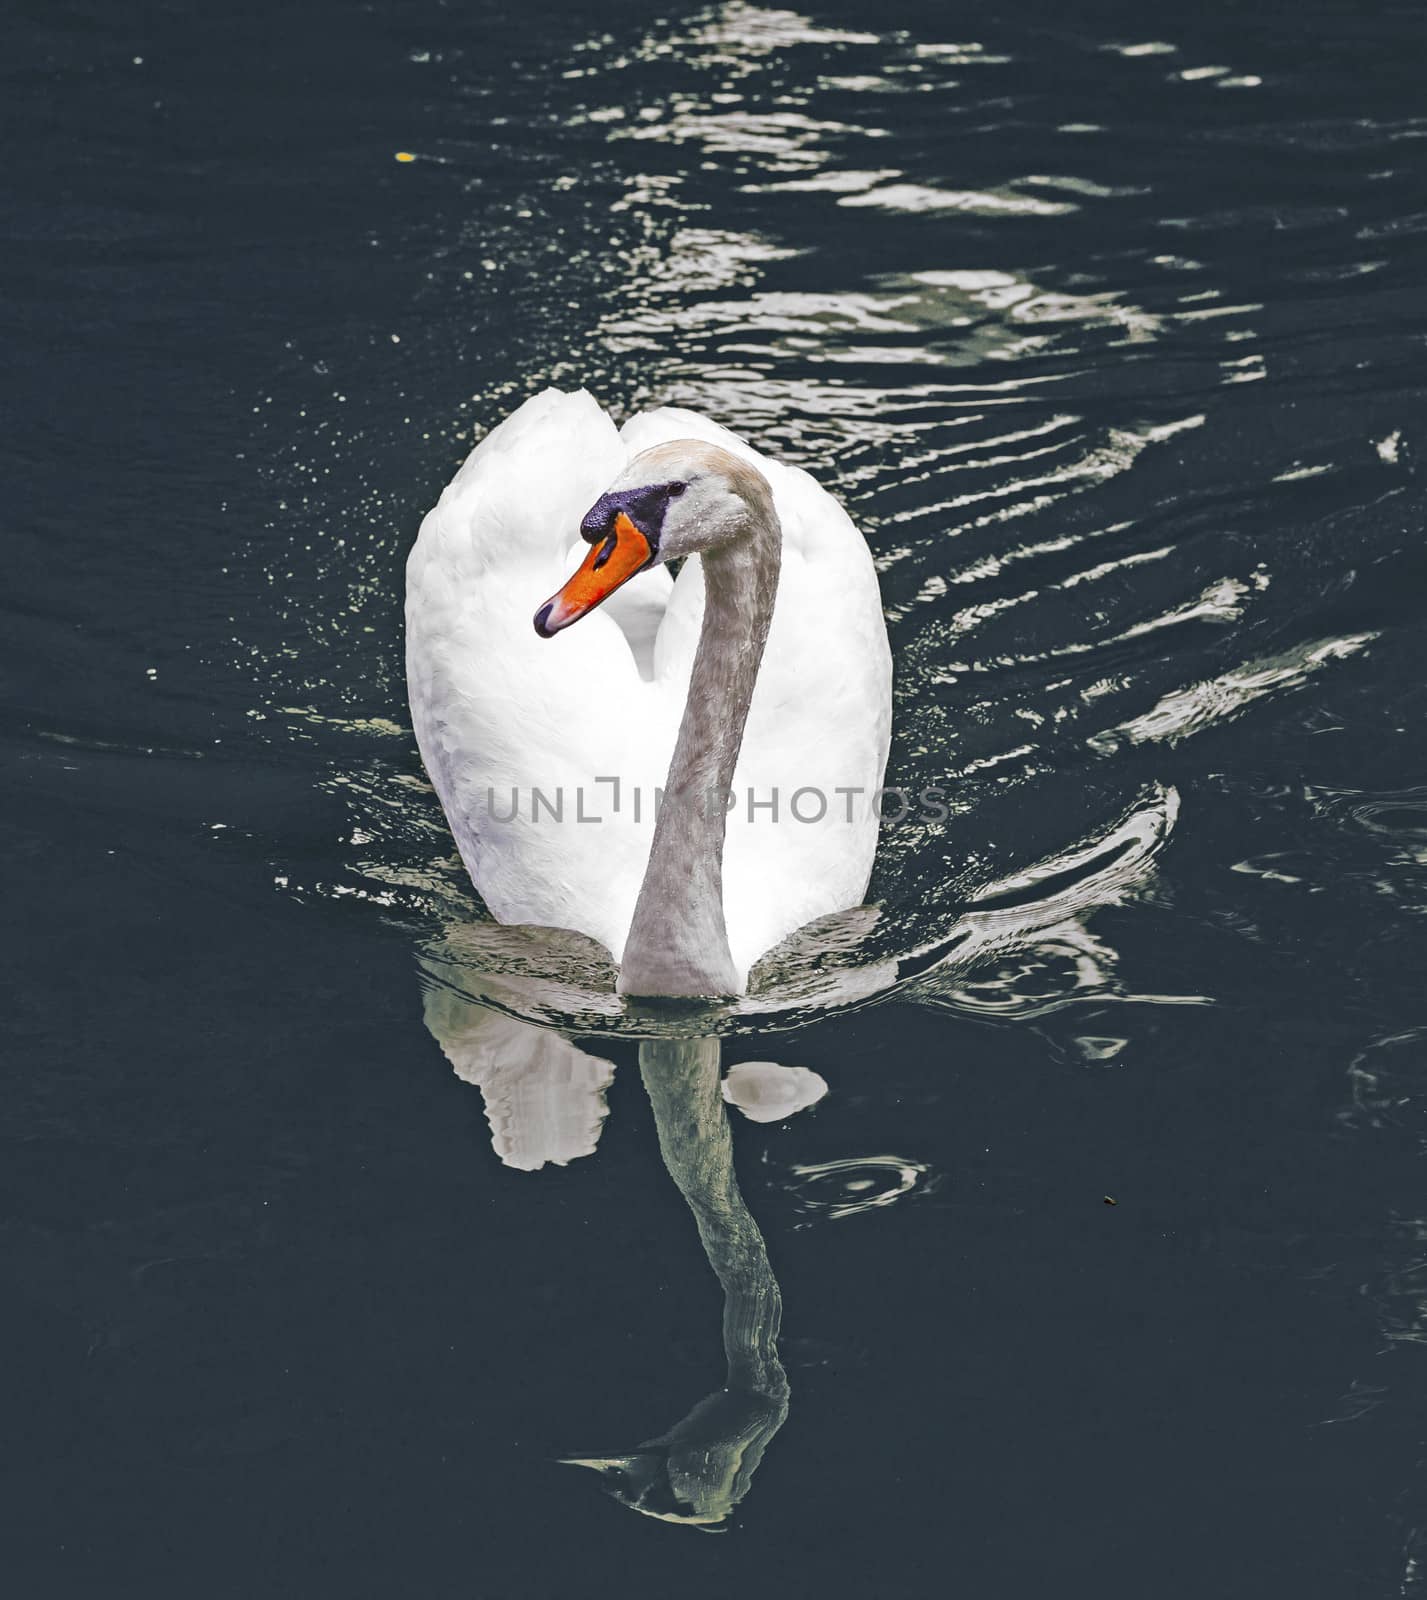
[6,0,1427,1593]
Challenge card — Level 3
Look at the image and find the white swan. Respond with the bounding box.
[405,388,892,996]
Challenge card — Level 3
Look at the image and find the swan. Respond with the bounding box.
[405,387,892,996]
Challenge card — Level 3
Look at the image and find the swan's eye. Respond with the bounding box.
[669,481,687,497]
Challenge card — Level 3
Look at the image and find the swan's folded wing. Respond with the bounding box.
[414,387,624,581]
[406,388,678,958]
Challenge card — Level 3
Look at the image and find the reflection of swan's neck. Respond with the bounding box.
[618,483,781,998]
[638,1037,787,1399]
[560,1036,788,1527]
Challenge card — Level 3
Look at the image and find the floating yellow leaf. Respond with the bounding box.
[394,151,415,163]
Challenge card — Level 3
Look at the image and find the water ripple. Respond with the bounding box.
[782,1154,932,1222]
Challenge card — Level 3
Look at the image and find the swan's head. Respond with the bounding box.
[534,440,771,637]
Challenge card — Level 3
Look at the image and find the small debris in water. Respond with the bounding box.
[1103,1195,1118,1206]
[394,151,416,163]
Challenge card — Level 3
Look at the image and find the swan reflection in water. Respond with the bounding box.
[414,779,1193,1525]
[567,1038,790,1528]
[424,974,795,1528]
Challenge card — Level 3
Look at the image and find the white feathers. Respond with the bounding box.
[405,388,892,988]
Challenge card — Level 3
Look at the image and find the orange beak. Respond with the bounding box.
[534,512,655,637]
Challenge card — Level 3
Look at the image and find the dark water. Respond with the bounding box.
[6,0,1427,1592]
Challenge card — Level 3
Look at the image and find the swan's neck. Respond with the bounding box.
[618,493,781,996]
